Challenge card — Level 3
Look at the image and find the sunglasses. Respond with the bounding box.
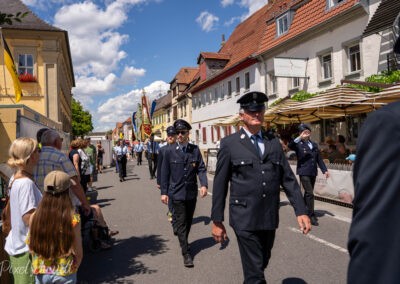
[176,131,188,135]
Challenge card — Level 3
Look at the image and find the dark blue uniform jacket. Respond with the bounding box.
[288,139,327,176]
[211,128,307,231]
[160,143,208,201]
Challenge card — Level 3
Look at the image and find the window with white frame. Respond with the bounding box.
[348,44,361,73]
[277,13,290,36]
[235,77,240,95]
[292,77,300,89]
[321,53,332,80]
[269,73,277,94]
[245,72,250,90]
[227,81,232,97]
[18,53,34,75]
[327,0,345,9]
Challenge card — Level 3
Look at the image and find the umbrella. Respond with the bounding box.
[264,86,381,124]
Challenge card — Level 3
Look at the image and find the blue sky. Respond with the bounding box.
[23,0,268,131]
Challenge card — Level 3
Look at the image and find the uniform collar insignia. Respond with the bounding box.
[240,134,245,139]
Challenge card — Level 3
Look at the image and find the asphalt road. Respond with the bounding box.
[77,158,352,284]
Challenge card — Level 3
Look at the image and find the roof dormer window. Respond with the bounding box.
[276,12,292,37]
[327,0,345,9]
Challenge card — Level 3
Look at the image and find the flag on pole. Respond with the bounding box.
[1,34,23,102]
[141,94,152,139]
[150,99,157,120]
[132,111,137,132]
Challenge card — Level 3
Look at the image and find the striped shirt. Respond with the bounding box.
[33,146,80,206]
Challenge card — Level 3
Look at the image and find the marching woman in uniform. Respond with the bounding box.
[160,119,208,267]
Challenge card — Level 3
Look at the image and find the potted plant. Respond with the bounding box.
[18,72,37,82]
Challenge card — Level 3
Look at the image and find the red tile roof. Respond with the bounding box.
[172,67,199,85]
[197,52,230,63]
[154,93,172,111]
[258,0,362,53]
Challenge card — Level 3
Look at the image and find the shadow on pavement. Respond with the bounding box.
[190,237,218,259]
[192,215,211,225]
[314,210,334,218]
[95,186,113,190]
[77,234,169,283]
[282,277,307,284]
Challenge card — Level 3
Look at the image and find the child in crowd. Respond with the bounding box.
[28,170,83,284]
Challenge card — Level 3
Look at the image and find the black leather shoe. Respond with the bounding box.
[119,178,123,182]
[183,254,194,267]
[310,215,319,226]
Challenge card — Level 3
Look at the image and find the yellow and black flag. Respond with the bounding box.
[2,36,23,102]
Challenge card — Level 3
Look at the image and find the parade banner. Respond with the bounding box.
[141,94,152,140]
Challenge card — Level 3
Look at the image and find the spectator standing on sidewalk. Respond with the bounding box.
[4,138,42,283]
[96,141,105,173]
[288,123,329,226]
[211,92,310,284]
[84,137,97,190]
[146,134,160,180]
[348,101,400,284]
[160,119,208,268]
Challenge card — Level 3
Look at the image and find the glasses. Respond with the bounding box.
[176,131,188,135]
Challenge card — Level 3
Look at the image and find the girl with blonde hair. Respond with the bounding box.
[4,137,42,283]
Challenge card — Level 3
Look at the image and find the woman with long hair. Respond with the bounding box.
[4,137,42,283]
[28,170,83,283]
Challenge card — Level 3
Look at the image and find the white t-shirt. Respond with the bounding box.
[5,177,42,256]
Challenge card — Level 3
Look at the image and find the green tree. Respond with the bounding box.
[0,12,29,25]
[72,98,93,137]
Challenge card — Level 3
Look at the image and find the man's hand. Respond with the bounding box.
[297,215,311,234]
[325,171,330,178]
[300,130,311,140]
[200,186,208,198]
[212,221,228,243]
[161,194,169,205]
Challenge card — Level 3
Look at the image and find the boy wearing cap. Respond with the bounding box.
[160,119,208,267]
[288,123,329,226]
[211,91,310,283]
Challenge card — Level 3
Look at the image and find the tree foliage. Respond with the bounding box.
[72,98,93,137]
[0,12,29,25]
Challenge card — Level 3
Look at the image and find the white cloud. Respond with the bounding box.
[221,0,235,7]
[94,80,169,131]
[196,11,219,32]
[120,66,146,85]
[239,0,268,19]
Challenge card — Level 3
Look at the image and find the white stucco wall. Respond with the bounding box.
[263,15,378,101]
[191,63,261,150]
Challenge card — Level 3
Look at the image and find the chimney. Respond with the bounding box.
[221,34,226,48]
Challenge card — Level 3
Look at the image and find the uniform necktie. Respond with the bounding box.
[182,146,186,153]
[251,135,262,158]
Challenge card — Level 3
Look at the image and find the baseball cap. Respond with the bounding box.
[44,171,72,195]
[346,154,356,162]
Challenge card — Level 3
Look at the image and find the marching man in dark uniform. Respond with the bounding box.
[211,91,311,284]
[160,119,208,268]
[288,123,329,226]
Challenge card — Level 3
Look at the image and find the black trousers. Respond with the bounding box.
[172,199,197,255]
[147,154,158,178]
[117,156,127,179]
[234,229,276,284]
[136,152,143,165]
[300,175,316,216]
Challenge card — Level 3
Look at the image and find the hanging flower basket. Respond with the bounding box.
[18,73,37,82]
